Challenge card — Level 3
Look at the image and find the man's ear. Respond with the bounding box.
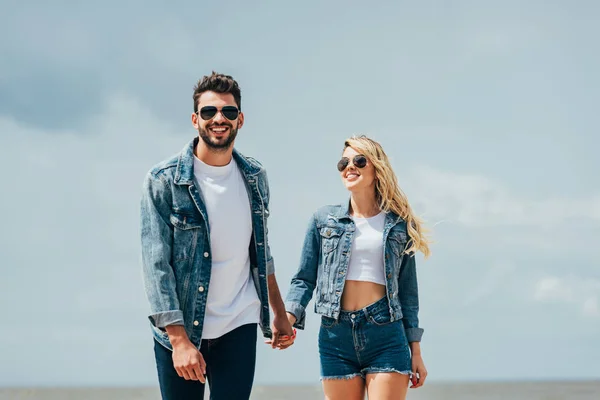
[237,112,244,129]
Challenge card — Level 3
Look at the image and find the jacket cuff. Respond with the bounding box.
[149,310,184,328]
[285,301,306,330]
[266,257,275,275]
[405,327,424,343]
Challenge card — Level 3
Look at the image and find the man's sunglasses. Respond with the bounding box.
[198,106,240,121]
[337,155,368,172]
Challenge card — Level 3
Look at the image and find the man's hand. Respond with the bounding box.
[166,325,206,383]
[172,339,206,383]
[265,313,295,349]
[265,274,296,350]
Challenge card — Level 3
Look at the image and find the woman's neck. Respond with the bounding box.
[349,191,380,218]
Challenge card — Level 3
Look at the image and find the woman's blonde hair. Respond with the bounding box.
[343,135,431,258]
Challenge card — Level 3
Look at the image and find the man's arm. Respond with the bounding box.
[140,172,184,329]
[259,169,294,348]
[140,172,206,382]
[267,273,295,349]
[267,274,287,317]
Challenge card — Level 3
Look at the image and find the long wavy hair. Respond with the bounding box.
[343,135,431,258]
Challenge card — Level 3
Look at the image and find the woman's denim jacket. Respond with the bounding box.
[285,202,424,342]
[140,138,275,350]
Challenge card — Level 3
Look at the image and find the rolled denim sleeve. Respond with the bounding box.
[140,172,184,328]
[398,251,424,342]
[285,213,320,329]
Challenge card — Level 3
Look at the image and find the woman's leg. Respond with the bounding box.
[365,372,409,400]
[322,376,365,400]
[319,315,364,400]
[360,298,413,399]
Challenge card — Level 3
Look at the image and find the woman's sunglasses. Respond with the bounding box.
[337,155,368,172]
[198,106,240,121]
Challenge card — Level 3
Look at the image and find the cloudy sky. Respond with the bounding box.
[1,0,599,387]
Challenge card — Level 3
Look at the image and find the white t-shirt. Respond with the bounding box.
[193,155,261,339]
[346,212,386,285]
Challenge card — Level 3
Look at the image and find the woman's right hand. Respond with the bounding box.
[273,312,298,349]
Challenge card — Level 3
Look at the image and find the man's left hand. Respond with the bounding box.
[265,314,296,350]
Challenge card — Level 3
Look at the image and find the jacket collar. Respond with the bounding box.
[335,197,403,226]
[174,137,261,185]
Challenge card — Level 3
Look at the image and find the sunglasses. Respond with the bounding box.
[337,155,368,172]
[198,106,240,121]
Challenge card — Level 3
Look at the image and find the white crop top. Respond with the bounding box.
[346,212,386,285]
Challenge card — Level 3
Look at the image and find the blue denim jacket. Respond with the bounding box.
[140,138,274,350]
[285,202,424,342]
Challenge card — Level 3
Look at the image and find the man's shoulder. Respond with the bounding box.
[145,152,180,183]
[234,149,265,172]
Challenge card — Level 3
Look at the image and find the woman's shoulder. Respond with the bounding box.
[312,204,345,219]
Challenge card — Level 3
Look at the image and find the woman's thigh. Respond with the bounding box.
[365,372,409,400]
[322,376,365,400]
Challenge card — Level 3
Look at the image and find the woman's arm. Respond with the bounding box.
[284,213,321,329]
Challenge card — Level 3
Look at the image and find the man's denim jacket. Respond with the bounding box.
[140,138,274,350]
[285,203,424,342]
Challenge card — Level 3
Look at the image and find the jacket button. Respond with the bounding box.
[326,229,331,237]
[204,252,209,257]
[198,286,205,292]
[387,273,392,279]
[193,320,199,326]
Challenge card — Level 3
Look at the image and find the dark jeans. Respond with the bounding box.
[154,323,258,400]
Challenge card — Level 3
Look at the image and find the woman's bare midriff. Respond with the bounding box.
[340,280,387,311]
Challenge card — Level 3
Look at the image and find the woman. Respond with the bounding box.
[283,135,430,400]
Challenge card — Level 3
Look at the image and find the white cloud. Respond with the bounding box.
[583,297,600,318]
[534,276,574,302]
[534,275,600,318]
[406,165,600,228]
[463,261,517,306]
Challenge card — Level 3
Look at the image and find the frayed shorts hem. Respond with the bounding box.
[320,369,411,381]
[320,372,362,381]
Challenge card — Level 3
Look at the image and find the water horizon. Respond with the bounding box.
[2,379,600,400]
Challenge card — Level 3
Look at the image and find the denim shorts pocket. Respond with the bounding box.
[368,311,393,326]
[320,316,338,329]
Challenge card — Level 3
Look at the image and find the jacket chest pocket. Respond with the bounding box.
[319,226,344,253]
[170,211,205,263]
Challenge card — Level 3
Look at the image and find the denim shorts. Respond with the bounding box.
[318,296,412,380]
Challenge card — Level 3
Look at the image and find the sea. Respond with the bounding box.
[1,381,599,400]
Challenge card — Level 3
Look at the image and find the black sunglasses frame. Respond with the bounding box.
[198,106,240,121]
[337,155,368,172]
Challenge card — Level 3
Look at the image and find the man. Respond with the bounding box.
[140,72,295,400]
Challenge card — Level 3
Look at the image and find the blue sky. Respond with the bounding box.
[1,0,599,387]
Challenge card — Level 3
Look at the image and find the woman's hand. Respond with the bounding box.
[410,354,427,388]
[276,312,298,349]
[265,312,298,349]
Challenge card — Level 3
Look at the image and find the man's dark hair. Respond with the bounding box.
[193,71,242,113]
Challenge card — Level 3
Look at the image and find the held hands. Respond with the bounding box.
[172,339,207,383]
[264,312,297,350]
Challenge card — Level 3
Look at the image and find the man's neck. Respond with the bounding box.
[194,141,234,167]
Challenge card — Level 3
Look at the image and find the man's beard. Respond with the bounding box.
[198,123,238,152]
